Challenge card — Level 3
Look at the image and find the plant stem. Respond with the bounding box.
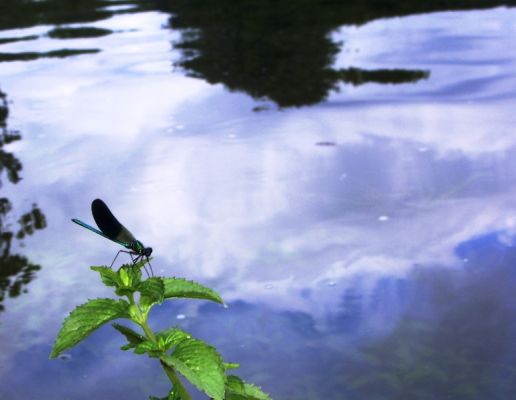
[128,293,190,399]
[128,293,157,342]
[160,360,192,400]
[141,319,156,342]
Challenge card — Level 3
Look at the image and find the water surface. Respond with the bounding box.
[1,1,516,399]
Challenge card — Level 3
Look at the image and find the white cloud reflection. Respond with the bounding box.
[1,8,516,370]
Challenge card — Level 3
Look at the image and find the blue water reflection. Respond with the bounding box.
[1,2,516,400]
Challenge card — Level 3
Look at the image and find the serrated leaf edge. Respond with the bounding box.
[50,298,130,359]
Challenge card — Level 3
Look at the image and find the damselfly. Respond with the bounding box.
[72,199,153,275]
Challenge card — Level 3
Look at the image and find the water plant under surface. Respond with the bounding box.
[49,259,272,400]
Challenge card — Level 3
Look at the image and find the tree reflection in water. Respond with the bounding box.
[0,89,46,313]
[0,0,164,62]
[167,0,516,107]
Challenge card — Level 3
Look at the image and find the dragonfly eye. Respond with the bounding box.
[144,247,153,257]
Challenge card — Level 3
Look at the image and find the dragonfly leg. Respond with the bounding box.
[146,257,154,277]
[140,259,151,278]
[110,249,136,268]
[109,250,124,268]
[130,254,152,278]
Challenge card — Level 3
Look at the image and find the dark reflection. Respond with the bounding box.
[0,0,167,63]
[0,90,46,313]
[47,27,113,39]
[0,49,100,62]
[0,35,39,45]
[338,68,429,86]
[166,0,516,107]
[0,91,22,187]
[0,0,165,31]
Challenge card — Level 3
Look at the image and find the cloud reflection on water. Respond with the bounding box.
[0,4,516,400]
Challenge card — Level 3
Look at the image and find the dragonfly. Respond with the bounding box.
[72,199,153,276]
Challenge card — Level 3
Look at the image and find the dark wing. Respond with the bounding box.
[71,218,128,247]
[91,199,136,245]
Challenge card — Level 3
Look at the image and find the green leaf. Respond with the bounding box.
[224,362,240,371]
[112,323,145,350]
[133,257,151,273]
[139,277,165,310]
[148,395,175,400]
[128,304,141,322]
[225,375,272,400]
[119,267,130,286]
[50,298,130,359]
[149,390,179,400]
[91,266,120,287]
[134,339,162,357]
[156,327,191,351]
[161,337,225,400]
[163,277,224,304]
[169,389,183,400]
[139,277,165,302]
[122,263,142,286]
[115,286,136,297]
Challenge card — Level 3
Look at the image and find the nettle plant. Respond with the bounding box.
[50,260,272,400]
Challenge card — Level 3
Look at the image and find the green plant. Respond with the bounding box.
[50,260,272,400]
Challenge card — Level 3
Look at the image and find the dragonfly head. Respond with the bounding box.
[143,246,153,257]
[132,240,152,257]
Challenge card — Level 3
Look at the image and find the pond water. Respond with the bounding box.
[1,1,516,399]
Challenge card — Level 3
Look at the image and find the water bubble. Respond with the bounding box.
[176,314,186,320]
[378,215,389,222]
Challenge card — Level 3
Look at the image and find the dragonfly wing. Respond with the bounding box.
[72,218,130,247]
[91,199,136,245]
